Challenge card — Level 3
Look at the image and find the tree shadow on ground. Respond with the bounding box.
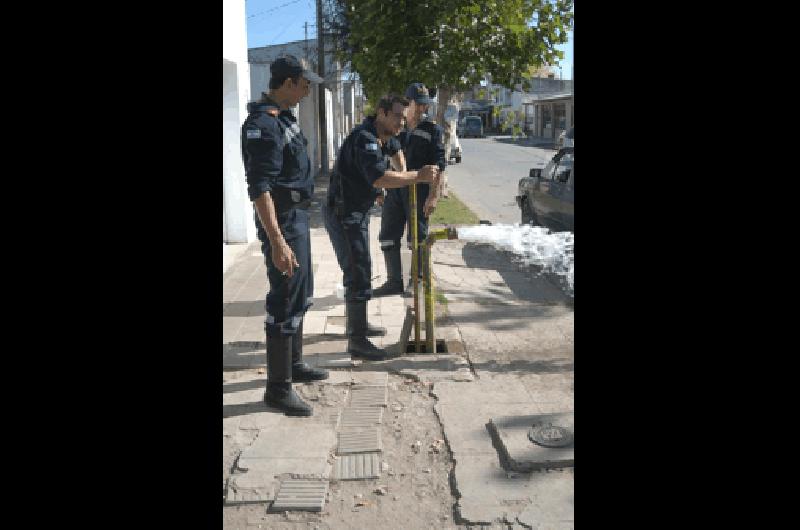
[492,135,558,150]
[470,357,573,375]
[343,352,572,377]
[223,401,288,418]
[436,305,570,330]
[223,378,265,394]
[458,242,573,306]
[223,301,264,317]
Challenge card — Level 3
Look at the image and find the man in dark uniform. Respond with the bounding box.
[324,94,440,360]
[241,55,327,417]
[373,83,446,297]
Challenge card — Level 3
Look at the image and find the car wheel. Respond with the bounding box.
[521,200,539,226]
[456,157,461,163]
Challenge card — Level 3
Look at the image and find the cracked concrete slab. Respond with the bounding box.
[351,371,389,387]
[433,376,573,526]
[488,412,574,471]
[225,472,276,504]
[237,423,336,471]
[358,354,474,383]
[305,352,360,368]
[453,455,574,526]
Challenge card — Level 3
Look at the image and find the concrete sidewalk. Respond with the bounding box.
[223,174,574,528]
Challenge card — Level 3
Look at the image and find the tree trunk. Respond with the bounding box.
[435,85,453,161]
[434,85,457,197]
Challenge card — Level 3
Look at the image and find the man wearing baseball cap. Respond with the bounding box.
[374,82,446,298]
[240,55,324,417]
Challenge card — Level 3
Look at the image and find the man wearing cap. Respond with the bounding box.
[240,55,325,417]
[324,94,440,360]
[373,82,446,298]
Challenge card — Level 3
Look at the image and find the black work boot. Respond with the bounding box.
[403,275,424,298]
[345,304,386,337]
[291,320,329,382]
[346,301,391,360]
[372,247,404,297]
[263,334,313,416]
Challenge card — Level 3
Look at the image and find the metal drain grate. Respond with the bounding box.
[349,386,387,407]
[337,427,382,454]
[269,479,328,512]
[333,452,381,480]
[340,407,383,429]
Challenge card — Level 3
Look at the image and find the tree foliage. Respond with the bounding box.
[328,0,573,101]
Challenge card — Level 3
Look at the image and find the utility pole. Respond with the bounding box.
[304,22,308,63]
[316,0,328,176]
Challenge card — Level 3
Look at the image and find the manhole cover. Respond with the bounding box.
[528,424,573,448]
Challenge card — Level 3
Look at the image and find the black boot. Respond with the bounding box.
[264,334,313,416]
[372,247,404,297]
[345,304,387,337]
[346,301,391,360]
[291,320,329,382]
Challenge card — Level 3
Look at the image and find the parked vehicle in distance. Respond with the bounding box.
[456,118,465,137]
[516,147,574,232]
[557,126,574,149]
[462,116,484,138]
[449,133,462,163]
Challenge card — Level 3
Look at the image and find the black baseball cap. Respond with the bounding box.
[270,54,323,83]
[405,82,432,104]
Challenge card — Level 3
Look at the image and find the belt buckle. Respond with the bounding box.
[290,190,302,203]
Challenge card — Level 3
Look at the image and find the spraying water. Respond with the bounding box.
[455,224,574,295]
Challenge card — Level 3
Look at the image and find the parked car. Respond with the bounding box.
[557,126,574,149]
[462,116,484,138]
[449,133,462,163]
[516,146,574,232]
[456,118,465,137]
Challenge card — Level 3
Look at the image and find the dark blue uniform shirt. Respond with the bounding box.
[328,116,400,215]
[241,96,314,208]
[399,116,446,172]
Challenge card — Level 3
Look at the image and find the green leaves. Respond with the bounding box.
[333,0,573,104]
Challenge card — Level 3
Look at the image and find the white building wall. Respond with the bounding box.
[223,0,253,243]
[249,63,269,103]
[325,88,334,172]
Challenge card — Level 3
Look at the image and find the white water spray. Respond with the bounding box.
[455,224,574,295]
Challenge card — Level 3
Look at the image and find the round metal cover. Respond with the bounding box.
[528,424,573,448]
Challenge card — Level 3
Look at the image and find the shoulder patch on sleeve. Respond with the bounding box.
[358,129,378,144]
[411,129,432,142]
[246,128,261,139]
[366,142,379,151]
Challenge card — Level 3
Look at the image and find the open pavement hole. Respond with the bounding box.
[405,339,448,354]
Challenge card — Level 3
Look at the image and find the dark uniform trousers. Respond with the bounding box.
[258,206,314,338]
[379,183,430,255]
[323,203,372,302]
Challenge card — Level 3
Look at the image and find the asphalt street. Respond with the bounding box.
[445,136,556,225]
